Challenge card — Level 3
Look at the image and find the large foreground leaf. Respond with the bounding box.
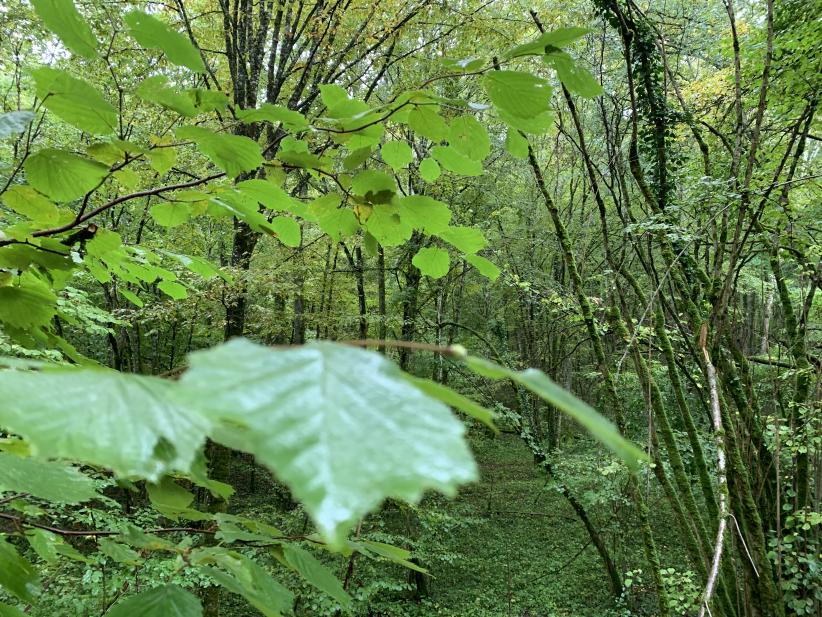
[31,0,98,58]
[106,584,202,617]
[32,68,116,135]
[0,602,26,617]
[179,339,477,544]
[24,148,108,201]
[0,369,210,480]
[0,538,39,603]
[483,71,552,119]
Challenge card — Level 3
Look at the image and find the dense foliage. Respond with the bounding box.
[0,0,819,615]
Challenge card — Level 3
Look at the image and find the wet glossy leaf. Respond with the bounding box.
[0,369,210,480]
[178,339,477,545]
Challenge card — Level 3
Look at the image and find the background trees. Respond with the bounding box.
[0,0,819,615]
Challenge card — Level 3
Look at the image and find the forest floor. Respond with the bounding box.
[230,432,619,616]
[419,433,617,616]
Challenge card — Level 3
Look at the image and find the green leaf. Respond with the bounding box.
[25,148,108,201]
[2,186,61,224]
[209,193,271,233]
[136,76,198,117]
[281,544,350,606]
[308,194,359,242]
[506,27,591,58]
[212,514,280,544]
[199,554,293,617]
[343,146,372,170]
[0,537,39,603]
[178,339,477,545]
[0,604,25,617]
[363,204,413,246]
[235,180,298,212]
[189,451,235,500]
[0,369,210,481]
[440,226,486,254]
[106,585,203,617]
[0,243,71,273]
[114,168,139,189]
[124,11,205,73]
[463,356,646,467]
[237,104,308,131]
[189,90,228,113]
[483,71,552,119]
[86,229,122,258]
[0,112,34,139]
[277,148,324,169]
[381,141,413,170]
[158,280,187,300]
[117,525,177,552]
[408,377,497,431]
[32,67,116,135]
[440,57,485,72]
[464,253,500,280]
[412,246,450,279]
[448,116,490,161]
[0,452,98,503]
[26,529,89,564]
[351,170,395,204]
[148,477,210,521]
[351,539,428,573]
[148,147,177,174]
[176,126,261,178]
[431,145,483,176]
[30,0,98,58]
[418,157,440,182]
[0,275,57,331]
[501,110,554,135]
[118,288,144,307]
[150,202,189,227]
[545,52,603,98]
[267,217,301,248]
[408,106,449,142]
[505,128,529,159]
[97,538,142,565]
[86,141,126,165]
[25,529,60,563]
[319,84,350,109]
[397,195,451,234]
[164,252,222,280]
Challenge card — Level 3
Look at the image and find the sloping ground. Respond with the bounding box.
[414,432,617,616]
[231,432,621,616]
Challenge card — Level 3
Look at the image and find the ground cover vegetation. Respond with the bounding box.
[0,0,819,614]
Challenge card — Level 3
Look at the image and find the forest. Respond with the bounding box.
[0,0,819,615]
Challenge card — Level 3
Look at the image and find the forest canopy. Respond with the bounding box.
[0,0,819,616]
